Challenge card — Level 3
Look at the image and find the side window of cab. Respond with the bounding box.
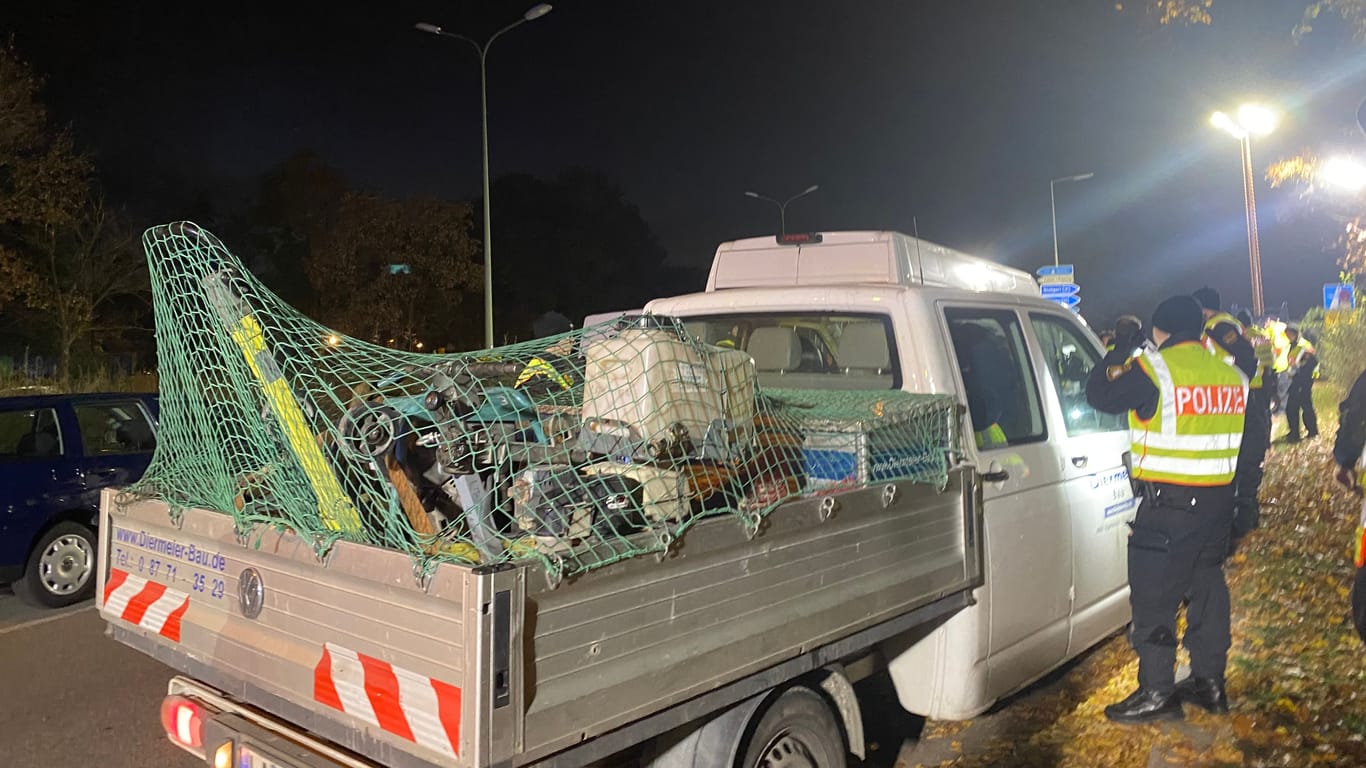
[1029,314,1126,436]
[944,307,1047,450]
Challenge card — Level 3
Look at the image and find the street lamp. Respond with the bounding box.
[1210,102,1278,317]
[1320,156,1366,193]
[1049,172,1094,268]
[744,185,820,238]
[416,3,554,349]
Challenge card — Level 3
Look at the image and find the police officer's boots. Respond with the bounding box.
[1103,687,1184,724]
[1175,676,1229,714]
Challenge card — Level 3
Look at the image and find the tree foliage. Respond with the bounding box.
[307,192,481,348]
[242,150,483,349]
[1124,0,1366,39]
[0,43,146,379]
[490,168,670,338]
[0,42,89,229]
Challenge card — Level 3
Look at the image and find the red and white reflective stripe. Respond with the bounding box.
[102,568,191,642]
[313,643,462,759]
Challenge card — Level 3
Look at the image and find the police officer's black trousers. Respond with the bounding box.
[1286,382,1318,439]
[1233,390,1271,537]
[1127,483,1236,693]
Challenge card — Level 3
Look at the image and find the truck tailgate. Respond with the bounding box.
[97,488,516,768]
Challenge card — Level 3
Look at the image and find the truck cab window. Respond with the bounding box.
[681,313,898,390]
[1029,314,1126,436]
[944,308,1046,449]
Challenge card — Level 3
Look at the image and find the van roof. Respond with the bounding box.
[706,230,1038,298]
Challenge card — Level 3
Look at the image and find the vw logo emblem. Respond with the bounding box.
[238,567,264,619]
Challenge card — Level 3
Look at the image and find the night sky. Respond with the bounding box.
[5,0,1366,324]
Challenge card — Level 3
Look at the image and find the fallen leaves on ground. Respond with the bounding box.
[908,387,1366,767]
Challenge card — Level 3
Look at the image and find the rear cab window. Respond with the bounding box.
[681,313,899,391]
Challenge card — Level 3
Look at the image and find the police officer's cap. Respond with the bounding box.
[1286,323,1300,334]
[1151,295,1204,337]
[1192,286,1220,312]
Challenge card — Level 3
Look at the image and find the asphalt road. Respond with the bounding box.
[0,587,199,768]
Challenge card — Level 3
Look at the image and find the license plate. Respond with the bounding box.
[238,745,288,768]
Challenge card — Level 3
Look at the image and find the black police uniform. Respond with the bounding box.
[1085,303,1244,723]
[1335,369,1366,642]
[1204,316,1267,541]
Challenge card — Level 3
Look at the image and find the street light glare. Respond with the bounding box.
[802,184,819,194]
[1320,156,1366,193]
[414,22,443,35]
[1236,103,1277,137]
[524,4,553,20]
[1210,111,1246,139]
[743,191,761,198]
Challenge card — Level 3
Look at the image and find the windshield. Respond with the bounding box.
[680,313,898,390]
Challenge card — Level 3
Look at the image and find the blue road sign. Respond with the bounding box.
[1040,283,1080,297]
[1047,295,1082,308]
[1037,264,1075,277]
[1325,283,1355,310]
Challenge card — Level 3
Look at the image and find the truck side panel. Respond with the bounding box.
[517,469,979,764]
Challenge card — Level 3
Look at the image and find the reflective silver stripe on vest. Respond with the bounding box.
[1137,453,1239,477]
[1136,431,1243,452]
[1143,349,1179,436]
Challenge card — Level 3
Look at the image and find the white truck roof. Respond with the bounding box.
[705,230,1038,298]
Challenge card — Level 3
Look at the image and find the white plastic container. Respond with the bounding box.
[580,328,755,460]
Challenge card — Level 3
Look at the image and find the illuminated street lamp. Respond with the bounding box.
[744,185,820,238]
[1049,172,1094,268]
[1210,103,1278,317]
[416,4,554,349]
[1320,156,1366,193]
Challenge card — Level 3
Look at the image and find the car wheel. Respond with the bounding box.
[15,521,97,608]
[738,686,847,768]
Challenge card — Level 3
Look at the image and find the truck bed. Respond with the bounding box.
[99,466,981,768]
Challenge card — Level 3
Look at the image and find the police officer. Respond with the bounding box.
[1333,368,1366,643]
[1086,295,1248,723]
[1283,324,1319,441]
[1191,287,1267,543]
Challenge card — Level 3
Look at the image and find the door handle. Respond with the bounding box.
[1071,455,1089,468]
[980,468,1010,483]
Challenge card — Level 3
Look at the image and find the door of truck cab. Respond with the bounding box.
[1023,311,1136,655]
[941,304,1071,696]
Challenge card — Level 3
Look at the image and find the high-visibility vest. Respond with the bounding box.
[1269,321,1291,373]
[1202,312,1262,389]
[1246,325,1276,382]
[1129,341,1248,486]
[974,422,1008,449]
[515,356,573,390]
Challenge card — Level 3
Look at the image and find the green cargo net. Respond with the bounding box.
[130,222,961,585]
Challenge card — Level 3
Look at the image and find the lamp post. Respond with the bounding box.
[416,4,554,349]
[1049,172,1094,268]
[744,185,820,238]
[1210,103,1278,318]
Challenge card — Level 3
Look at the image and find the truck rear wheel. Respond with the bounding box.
[738,686,847,768]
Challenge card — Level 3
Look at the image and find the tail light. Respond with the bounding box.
[160,694,207,757]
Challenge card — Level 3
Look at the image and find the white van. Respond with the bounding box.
[646,230,1137,719]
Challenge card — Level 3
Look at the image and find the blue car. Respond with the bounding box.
[0,392,159,607]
